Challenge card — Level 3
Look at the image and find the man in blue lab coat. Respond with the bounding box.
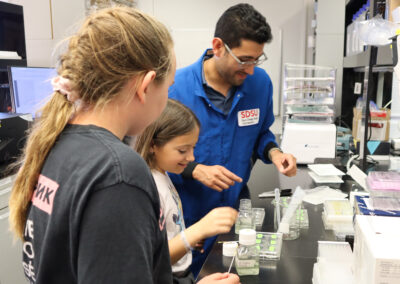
[168,3,297,276]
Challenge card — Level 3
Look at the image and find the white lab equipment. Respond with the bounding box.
[281,123,337,164]
[354,215,400,284]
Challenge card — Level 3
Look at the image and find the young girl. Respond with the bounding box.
[136,99,238,282]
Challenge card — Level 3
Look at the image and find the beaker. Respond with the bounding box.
[252,207,265,227]
[272,197,301,240]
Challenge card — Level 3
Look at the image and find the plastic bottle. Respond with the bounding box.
[358,6,367,53]
[235,229,259,276]
[346,19,354,56]
[234,209,254,234]
[351,13,360,55]
[366,0,370,20]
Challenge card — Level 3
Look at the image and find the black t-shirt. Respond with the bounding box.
[22,124,172,284]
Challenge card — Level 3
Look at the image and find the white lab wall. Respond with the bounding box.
[5,0,86,67]
[137,0,311,118]
[2,0,313,196]
[315,0,345,118]
[3,0,311,119]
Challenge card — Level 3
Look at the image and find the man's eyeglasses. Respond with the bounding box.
[224,43,267,67]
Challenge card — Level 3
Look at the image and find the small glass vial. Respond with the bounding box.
[235,229,259,276]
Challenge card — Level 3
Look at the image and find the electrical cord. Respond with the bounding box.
[346,152,378,172]
[346,154,359,172]
[368,112,372,141]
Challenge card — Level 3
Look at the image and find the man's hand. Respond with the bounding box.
[197,272,240,284]
[270,149,297,177]
[192,164,242,192]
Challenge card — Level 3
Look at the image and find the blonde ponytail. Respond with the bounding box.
[8,6,173,240]
[9,94,74,239]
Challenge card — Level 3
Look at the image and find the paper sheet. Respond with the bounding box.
[303,186,348,205]
[308,164,346,176]
[308,171,344,184]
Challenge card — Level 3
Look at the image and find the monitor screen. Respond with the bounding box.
[8,66,57,118]
[0,2,26,59]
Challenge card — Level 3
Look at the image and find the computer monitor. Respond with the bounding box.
[7,66,57,118]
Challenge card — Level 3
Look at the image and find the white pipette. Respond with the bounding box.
[227,252,236,274]
[274,188,280,229]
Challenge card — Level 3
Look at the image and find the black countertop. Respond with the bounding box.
[197,163,361,284]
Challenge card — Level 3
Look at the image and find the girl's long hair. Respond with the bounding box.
[9,6,173,239]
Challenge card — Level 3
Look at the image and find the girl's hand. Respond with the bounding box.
[195,207,238,239]
[197,272,240,284]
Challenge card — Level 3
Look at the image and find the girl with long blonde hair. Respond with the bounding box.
[8,6,239,284]
[9,6,175,283]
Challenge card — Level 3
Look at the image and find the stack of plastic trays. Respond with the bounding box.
[297,207,309,229]
[255,232,283,261]
[322,200,354,240]
[366,171,400,211]
[312,241,354,284]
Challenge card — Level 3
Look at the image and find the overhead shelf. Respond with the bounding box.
[343,45,393,68]
[0,58,27,71]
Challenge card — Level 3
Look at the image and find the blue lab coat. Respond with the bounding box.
[168,49,277,273]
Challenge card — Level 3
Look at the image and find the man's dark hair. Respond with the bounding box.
[214,3,272,48]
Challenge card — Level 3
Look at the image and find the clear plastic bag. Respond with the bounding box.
[354,15,398,46]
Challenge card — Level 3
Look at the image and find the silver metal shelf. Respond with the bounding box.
[343,45,393,68]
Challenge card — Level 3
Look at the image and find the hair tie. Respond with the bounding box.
[51,76,79,103]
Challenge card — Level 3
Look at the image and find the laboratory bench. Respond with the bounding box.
[197,161,375,284]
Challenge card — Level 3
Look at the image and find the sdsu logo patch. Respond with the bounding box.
[238,108,260,127]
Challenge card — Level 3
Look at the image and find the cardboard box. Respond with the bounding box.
[388,0,400,22]
[354,215,400,284]
[352,108,390,141]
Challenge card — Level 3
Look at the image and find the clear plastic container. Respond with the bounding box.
[287,115,335,124]
[296,208,309,229]
[322,200,353,231]
[370,196,400,211]
[272,197,301,240]
[235,209,255,234]
[255,232,283,260]
[239,198,252,211]
[284,63,336,80]
[366,171,400,198]
[315,241,354,284]
[282,63,336,133]
[252,208,265,227]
